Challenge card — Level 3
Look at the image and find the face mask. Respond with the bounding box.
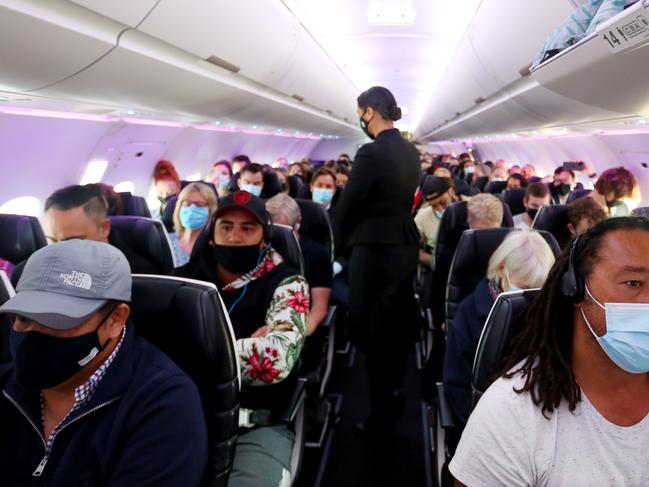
[218,175,231,190]
[526,208,539,220]
[556,183,571,196]
[359,112,374,140]
[179,205,209,230]
[491,177,504,182]
[212,243,264,274]
[240,184,262,197]
[465,167,475,174]
[504,270,523,292]
[434,209,445,219]
[10,308,114,393]
[313,188,334,205]
[581,285,649,373]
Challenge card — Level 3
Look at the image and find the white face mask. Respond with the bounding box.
[504,270,523,292]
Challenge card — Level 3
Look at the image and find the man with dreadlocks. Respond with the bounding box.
[451,217,649,486]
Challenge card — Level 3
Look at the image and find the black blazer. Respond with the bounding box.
[335,129,420,253]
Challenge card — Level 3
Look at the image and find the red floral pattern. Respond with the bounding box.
[244,349,281,384]
[287,290,310,314]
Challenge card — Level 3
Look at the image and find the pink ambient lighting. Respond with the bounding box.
[0,105,323,140]
[434,127,649,145]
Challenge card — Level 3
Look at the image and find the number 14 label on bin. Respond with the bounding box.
[600,13,649,54]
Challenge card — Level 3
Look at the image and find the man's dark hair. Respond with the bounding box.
[524,182,549,199]
[567,197,608,227]
[45,185,108,222]
[554,166,576,179]
[508,174,528,188]
[232,155,251,166]
[311,167,337,186]
[503,216,649,417]
[357,86,402,121]
[240,163,263,176]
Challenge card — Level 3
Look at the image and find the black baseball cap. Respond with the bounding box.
[422,176,451,198]
[214,190,270,225]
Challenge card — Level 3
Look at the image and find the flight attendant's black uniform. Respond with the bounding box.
[335,128,420,426]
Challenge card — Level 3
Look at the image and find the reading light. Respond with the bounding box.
[367,0,415,25]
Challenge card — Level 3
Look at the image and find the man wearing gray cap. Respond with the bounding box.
[0,240,207,485]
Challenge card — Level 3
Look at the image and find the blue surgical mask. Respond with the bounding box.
[218,175,231,190]
[313,188,334,205]
[465,166,475,174]
[581,285,649,373]
[241,184,262,197]
[491,177,504,182]
[434,209,444,219]
[504,270,523,292]
[179,205,209,230]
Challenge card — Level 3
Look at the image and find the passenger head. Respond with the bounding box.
[522,164,537,179]
[490,167,508,182]
[209,160,233,190]
[238,163,264,197]
[507,174,528,189]
[523,183,551,220]
[336,166,350,188]
[433,167,452,178]
[509,165,522,175]
[310,167,337,206]
[153,160,181,199]
[504,217,649,415]
[266,194,301,231]
[553,166,576,193]
[487,231,555,292]
[495,160,508,170]
[338,153,351,163]
[172,182,218,235]
[275,157,289,169]
[474,163,491,179]
[422,176,455,214]
[288,162,304,179]
[462,160,476,177]
[594,166,639,211]
[0,240,131,392]
[232,155,251,174]
[44,185,110,244]
[567,197,608,237]
[272,168,289,194]
[467,194,503,229]
[356,86,402,139]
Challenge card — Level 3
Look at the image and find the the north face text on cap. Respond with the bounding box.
[60,271,93,290]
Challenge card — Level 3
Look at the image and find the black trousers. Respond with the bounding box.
[348,243,418,421]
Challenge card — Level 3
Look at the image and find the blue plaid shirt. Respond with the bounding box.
[41,326,127,453]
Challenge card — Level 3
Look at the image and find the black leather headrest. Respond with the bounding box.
[160,195,177,233]
[261,172,283,200]
[0,214,47,264]
[270,224,304,275]
[117,192,151,218]
[484,180,507,194]
[0,271,14,364]
[287,175,304,198]
[502,188,527,216]
[471,289,540,408]
[108,216,174,274]
[129,275,239,484]
[532,205,571,249]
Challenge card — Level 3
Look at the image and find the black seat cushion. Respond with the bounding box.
[108,216,174,274]
[129,275,239,486]
[532,205,571,249]
[502,188,527,216]
[471,289,540,408]
[117,192,151,218]
[270,224,304,275]
[0,214,47,264]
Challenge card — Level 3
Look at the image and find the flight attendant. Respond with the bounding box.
[335,86,420,436]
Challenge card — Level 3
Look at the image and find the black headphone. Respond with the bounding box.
[560,235,585,302]
[264,214,274,243]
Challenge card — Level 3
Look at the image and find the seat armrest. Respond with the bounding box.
[436,382,455,429]
[280,378,307,424]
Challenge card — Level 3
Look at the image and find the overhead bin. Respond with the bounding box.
[0,0,124,92]
[531,0,649,116]
[136,0,358,122]
[67,1,160,28]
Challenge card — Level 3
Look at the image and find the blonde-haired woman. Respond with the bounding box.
[443,230,555,428]
[169,183,218,266]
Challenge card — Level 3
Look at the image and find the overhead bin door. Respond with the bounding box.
[67,0,160,27]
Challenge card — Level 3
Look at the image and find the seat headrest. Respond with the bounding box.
[484,180,508,194]
[532,205,571,249]
[471,289,540,407]
[295,199,333,245]
[108,216,174,274]
[261,172,283,200]
[287,175,305,198]
[117,192,151,218]
[129,274,239,483]
[270,224,304,275]
[502,188,527,216]
[0,214,47,264]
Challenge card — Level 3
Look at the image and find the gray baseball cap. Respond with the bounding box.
[0,240,131,330]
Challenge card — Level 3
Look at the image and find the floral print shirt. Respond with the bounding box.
[223,248,309,386]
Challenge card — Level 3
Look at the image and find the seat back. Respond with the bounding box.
[532,205,571,249]
[633,206,649,217]
[108,216,175,274]
[502,188,527,216]
[295,199,334,261]
[471,289,540,408]
[129,275,239,486]
[287,175,305,199]
[0,214,47,264]
[117,192,152,218]
[261,172,283,200]
[0,271,14,364]
[571,188,591,201]
[270,224,305,275]
[484,181,507,194]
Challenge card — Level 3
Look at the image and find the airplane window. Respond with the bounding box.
[0,196,41,217]
[113,181,135,194]
[185,172,203,182]
[79,160,108,185]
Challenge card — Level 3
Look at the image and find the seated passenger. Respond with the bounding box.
[434,166,453,179]
[289,162,305,181]
[443,231,554,428]
[550,166,576,204]
[208,159,233,197]
[310,167,338,210]
[509,164,522,175]
[232,154,251,175]
[489,167,508,183]
[237,162,265,197]
[0,240,206,485]
[451,217,649,486]
[153,160,181,215]
[169,182,218,266]
[506,173,528,190]
[266,194,332,335]
[272,168,289,194]
[589,166,639,217]
[176,191,309,487]
[567,196,608,237]
[467,193,503,229]
[336,165,350,188]
[415,176,456,269]
[522,164,537,179]
[513,182,551,229]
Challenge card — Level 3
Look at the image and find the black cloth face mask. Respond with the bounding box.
[10,308,114,393]
[212,243,265,274]
[359,111,375,140]
[555,183,571,196]
[526,208,539,220]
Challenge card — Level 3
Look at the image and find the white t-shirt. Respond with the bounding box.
[513,213,531,230]
[450,372,649,487]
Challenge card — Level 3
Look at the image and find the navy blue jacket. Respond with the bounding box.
[442,278,495,426]
[0,325,207,486]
